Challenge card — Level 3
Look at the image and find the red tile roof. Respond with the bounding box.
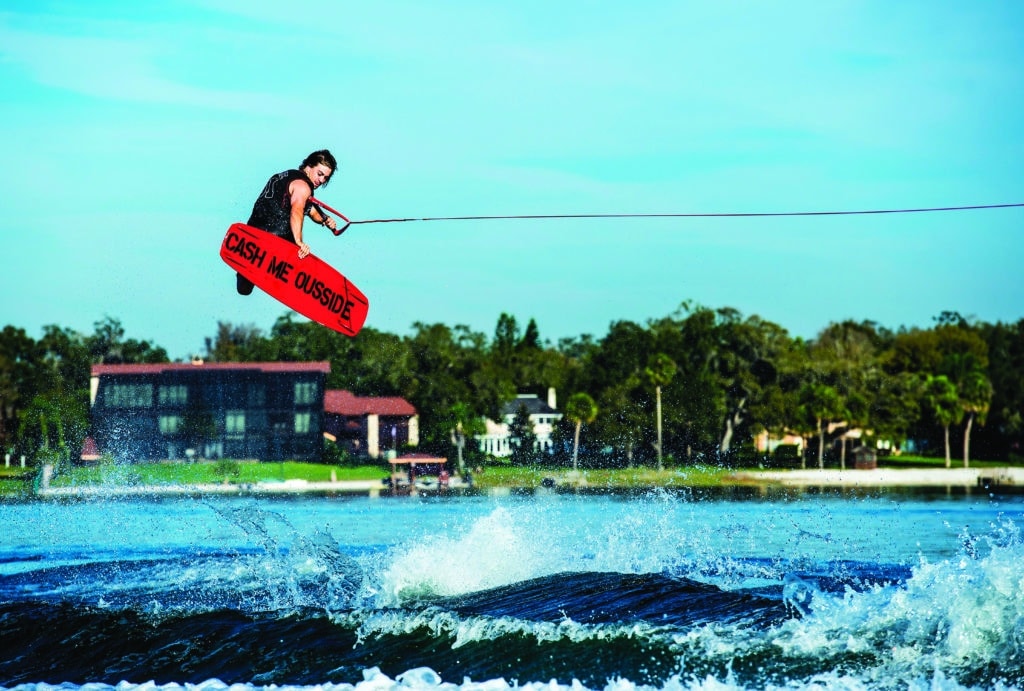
[91,362,331,376]
[324,389,417,416]
[389,453,446,465]
[80,436,100,461]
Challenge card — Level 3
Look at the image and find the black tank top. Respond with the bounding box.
[247,169,314,241]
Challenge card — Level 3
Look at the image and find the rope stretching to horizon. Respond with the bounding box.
[346,202,1024,227]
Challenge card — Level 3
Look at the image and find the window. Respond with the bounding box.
[158,384,187,406]
[294,412,311,434]
[158,415,182,435]
[294,381,317,405]
[270,413,289,434]
[226,410,246,438]
[107,384,153,408]
[248,384,266,407]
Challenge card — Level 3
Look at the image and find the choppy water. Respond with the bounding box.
[0,487,1022,690]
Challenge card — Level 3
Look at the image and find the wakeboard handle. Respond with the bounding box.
[310,197,351,235]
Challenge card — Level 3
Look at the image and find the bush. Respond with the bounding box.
[725,445,766,468]
[770,444,803,468]
[34,447,66,473]
[322,439,351,466]
[214,459,241,482]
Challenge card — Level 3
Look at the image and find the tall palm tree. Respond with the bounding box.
[564,392,598,472]
[958,370,993,468]
[924,374,962,468]
[645,353,677,471]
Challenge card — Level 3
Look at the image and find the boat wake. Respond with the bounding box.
[0,499,1021,690]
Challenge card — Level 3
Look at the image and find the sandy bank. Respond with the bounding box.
[732,466,1023,488]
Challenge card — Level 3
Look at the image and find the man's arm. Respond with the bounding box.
[288,181,312,258]
[308,205,338,232]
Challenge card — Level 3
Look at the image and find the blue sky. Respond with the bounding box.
[2,1,1022,360]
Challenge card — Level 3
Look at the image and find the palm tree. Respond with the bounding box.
[644,353,677,471]
[958,370,993,468]
[564,392,598,472]
[924,375,962,468]
[943,352,993,468]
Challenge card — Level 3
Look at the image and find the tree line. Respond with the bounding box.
[2,304,1023,470]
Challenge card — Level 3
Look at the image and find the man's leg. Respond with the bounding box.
[236,272,255,295]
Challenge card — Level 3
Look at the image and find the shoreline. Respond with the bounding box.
[30,466,1022,499]
[731,466,1023,488]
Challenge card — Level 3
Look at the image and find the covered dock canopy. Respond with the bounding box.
[388,453,448,484]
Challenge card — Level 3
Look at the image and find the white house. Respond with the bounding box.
[477,389,562,458]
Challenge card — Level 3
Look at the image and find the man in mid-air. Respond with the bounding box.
[236,149,339,295]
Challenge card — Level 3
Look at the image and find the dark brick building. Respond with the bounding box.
[88,361,330,462]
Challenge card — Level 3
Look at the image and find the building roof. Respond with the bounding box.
[324,389,417,416]
[91,361,331,376]
[80,436,100,461]
[389,453,446,465]
[501,394,558,416]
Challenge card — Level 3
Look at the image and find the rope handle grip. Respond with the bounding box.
[310,197,351,236]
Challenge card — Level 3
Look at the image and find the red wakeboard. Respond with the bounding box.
[220,223,369,337]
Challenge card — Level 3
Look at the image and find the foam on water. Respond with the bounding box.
[655,518,1024,688]
[371,497,706,606]
[337,605,673,650]
[356,504,1024,689]
[373,507,551,604]
[780,519,1023,680]
[1,666,1015,691]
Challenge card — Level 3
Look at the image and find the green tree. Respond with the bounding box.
[806,321,884,469]
[579,320,652,463]
[38,326,92,394]
[181,402,216,457]
[492,312,520,374]
[869,371,921,452]
[0,326,42,451]
[88,316,167,364]
[564,392,598,471]
[708,310,787,458]
[955,362,993,468]
[594,375,645,466]
[798,382,846,469]
[17,390,87,470]
[205,321,274,362]
[654,306,723,462]
[923,374,962,467]
[405,322,477,453]
[644,353,677,470]
[443,401,485,475]
[979,319,1024,460]
[507,403,537,465]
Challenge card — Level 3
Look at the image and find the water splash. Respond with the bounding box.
[208,502,365,611]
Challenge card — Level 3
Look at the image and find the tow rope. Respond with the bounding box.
[309,198,1024,237]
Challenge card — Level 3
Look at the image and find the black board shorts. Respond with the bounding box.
[235,228,295,295]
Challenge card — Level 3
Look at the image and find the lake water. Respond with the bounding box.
[0,486,1022,690]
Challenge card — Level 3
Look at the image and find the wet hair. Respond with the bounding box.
[300,149,337,185]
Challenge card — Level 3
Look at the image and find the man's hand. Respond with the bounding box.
[323,216,338,231]
[297,241,311,259]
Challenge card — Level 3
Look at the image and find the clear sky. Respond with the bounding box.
[2,1,1022,360]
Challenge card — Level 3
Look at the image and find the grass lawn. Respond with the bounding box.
[47,461,391,488]
[0,467,36,498]
[36,461,738,492]
[1,454,1016,498]
[470,464,742,489]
